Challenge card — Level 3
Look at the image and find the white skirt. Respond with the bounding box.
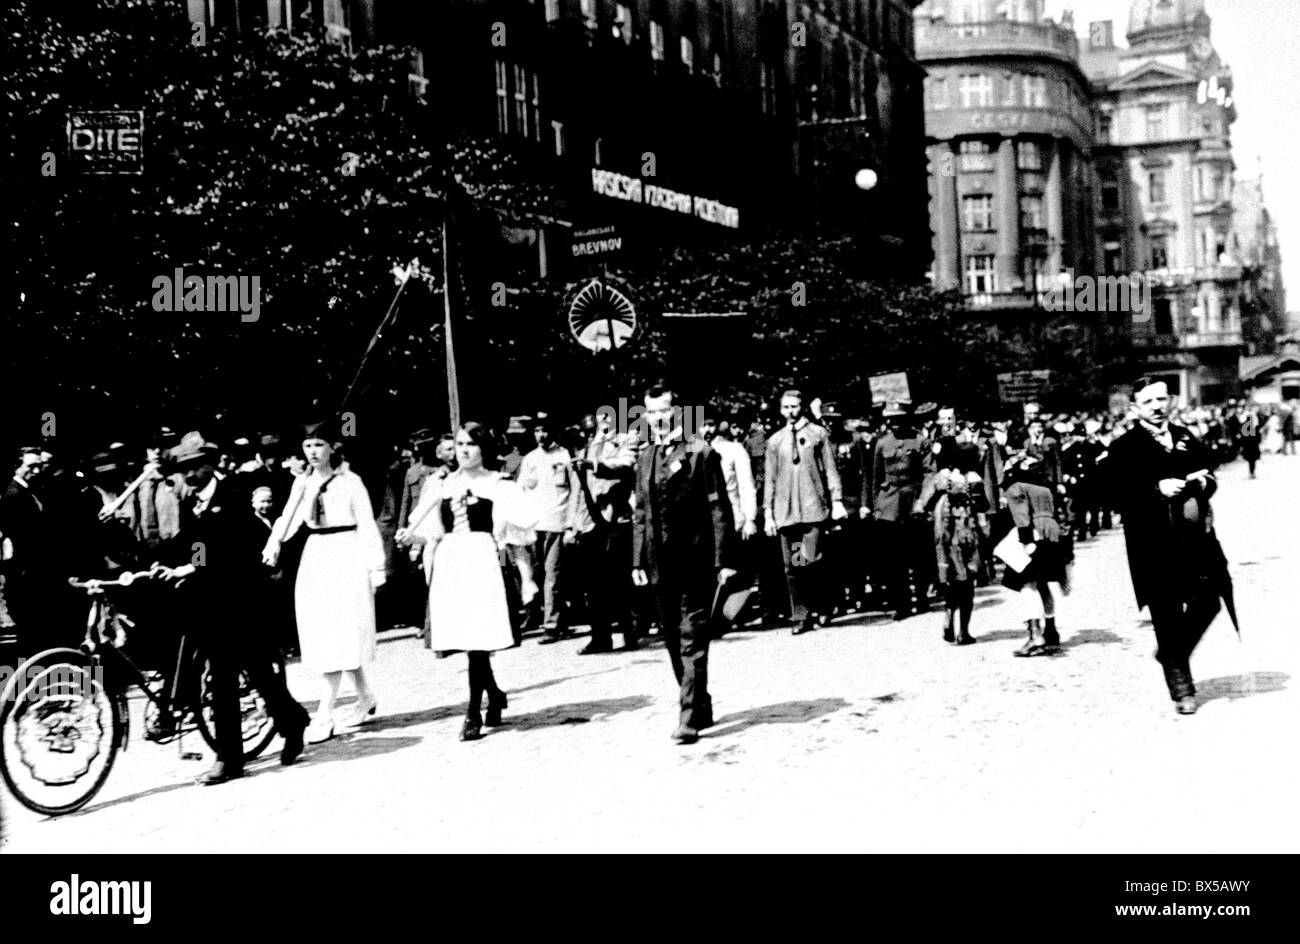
[295,530,377,673]
[428,531,515,653]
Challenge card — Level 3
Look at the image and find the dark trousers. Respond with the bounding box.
[202,609,308,771]
[829,517,871,609]
[875,518,933,616]
[571,523,635,647]
[777,520,828,622]
[750,511,790,622]
[533,530,565,629]
[649,572,712,729]
[1069,484,1099,538]
[1147,582,1222,701]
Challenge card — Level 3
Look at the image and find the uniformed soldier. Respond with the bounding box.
[1061,423,1103,541]
[869,403,929,620]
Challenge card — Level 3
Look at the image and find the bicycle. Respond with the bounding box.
[0,570,277,816]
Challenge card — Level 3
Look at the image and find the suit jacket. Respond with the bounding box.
[0,479,48,574]
[397,462,435,532]
[870,431,925,522]
[1023,434,1062,489]
[763,419,843,529]
[633,436,735,585]
[1099,424,1230,611]
[159,481,259,626]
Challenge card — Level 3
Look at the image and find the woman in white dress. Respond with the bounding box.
[1262,411,1284,455]
[398,422,537,742]
[263,421,386,743]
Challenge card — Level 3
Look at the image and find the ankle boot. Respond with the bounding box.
[1043,617,1060,648]
[460,711,483,741]
[1014,620,1048,657]
[942,610,955,643]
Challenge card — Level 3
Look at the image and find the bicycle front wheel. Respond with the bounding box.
[0,648,124,816]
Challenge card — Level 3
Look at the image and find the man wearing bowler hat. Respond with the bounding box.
[151,432,310,784]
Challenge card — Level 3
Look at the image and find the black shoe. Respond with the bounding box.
[280,724,305,766]
[538,630,573,645]
[578,641,614,655]
[793,616,814,635]
[197,762,243,786]
[460,714,483,741]
[671,724,699,745]
[1175,696,1198,715]
[484,693,507,728]
[955,633,976,646]
[1043,618,1061,648]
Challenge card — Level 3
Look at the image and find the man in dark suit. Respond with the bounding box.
[1099,378,1236,716]
[632,381,737,744]
[0,447,53,653]
[153,433,310,783]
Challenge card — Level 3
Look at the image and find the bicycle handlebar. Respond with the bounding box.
[68,571,158,591]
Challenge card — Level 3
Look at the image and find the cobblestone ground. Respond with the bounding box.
[4,457,1298,853]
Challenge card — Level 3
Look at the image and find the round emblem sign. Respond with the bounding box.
[566,278,637,352]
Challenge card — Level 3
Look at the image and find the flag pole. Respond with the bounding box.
[442,188,461,430]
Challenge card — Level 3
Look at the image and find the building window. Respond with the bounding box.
[1148,169,1166,204]
[1100,171,1120,211]
[529,71,541,142]
[545,0,560,22]
[1150,234,1169,270]
[965,255,997,295]
[494,59,509,134]
[552,120,565,157]
[1098,113,1112,142]
[1021,75,1046,107]
[712,52,723,87]
[959,74,993,108]
[1145,104,1166,141]
[650,19,665,60]
[1019,194,1044,230]
[1016,140,1043,171]
[760,60,777,115]
[1104,245,1123,274]
[927,76,949,109]
[615,4,634,43]
[963,194,994,231]
[681,36,695,71]
[957,0,983,36]
[1002,71,1018,107]
[1153,297,1174,334]
[513,64,529,138]
[957,139,994,172]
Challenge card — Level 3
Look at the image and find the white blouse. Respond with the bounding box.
[268,466,385,574]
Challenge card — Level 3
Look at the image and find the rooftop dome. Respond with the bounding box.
[1127,0,1206,42]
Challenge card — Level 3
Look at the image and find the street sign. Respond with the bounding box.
[869,371,911,405]
[67,110,144,174]
[997,369,1053,403]
[569,225,623,260]
[566,277,637,352]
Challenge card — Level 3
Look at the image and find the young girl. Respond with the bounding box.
[999,455,1072,657]
[398,422,538,742]
[932,470,987,645]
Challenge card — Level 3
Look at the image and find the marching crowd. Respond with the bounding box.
[0,383,1286,784]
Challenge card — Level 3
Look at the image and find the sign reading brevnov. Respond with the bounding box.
[67,110,144,174]
[569,225,623,260]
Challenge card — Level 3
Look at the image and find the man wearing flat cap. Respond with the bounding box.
[152,432,310,783]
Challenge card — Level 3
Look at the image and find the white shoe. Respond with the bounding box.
[305,718,335,744]
[342,696,378,728]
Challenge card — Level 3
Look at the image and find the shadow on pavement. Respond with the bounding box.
[295,734,423,766]
[1060,628,1125,648]
[505,695,655,730]
[974,629,1025,643]
[710,697,849,737]
[1197,671,1290,704]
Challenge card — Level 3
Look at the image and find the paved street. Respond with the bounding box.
[4,456,1298,854]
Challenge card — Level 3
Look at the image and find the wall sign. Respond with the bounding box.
[590,168,739,228]
[67,110,144,174]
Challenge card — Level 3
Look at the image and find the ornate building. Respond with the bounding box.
[915,0,1098,312]
[1081,0,1246,404]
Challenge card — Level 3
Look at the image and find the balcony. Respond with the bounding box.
[1182,329,1242,349]
[916,19,1081,64]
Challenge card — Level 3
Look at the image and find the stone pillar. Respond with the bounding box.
[932,141,961,292]
[996,137,1019,292]
[1045,139,1064,285]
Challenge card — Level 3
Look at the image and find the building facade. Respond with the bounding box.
[915,0,1098,312]
[1232,175,1287,357]
[1081,0,1245,405]
[186,1,932,278]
